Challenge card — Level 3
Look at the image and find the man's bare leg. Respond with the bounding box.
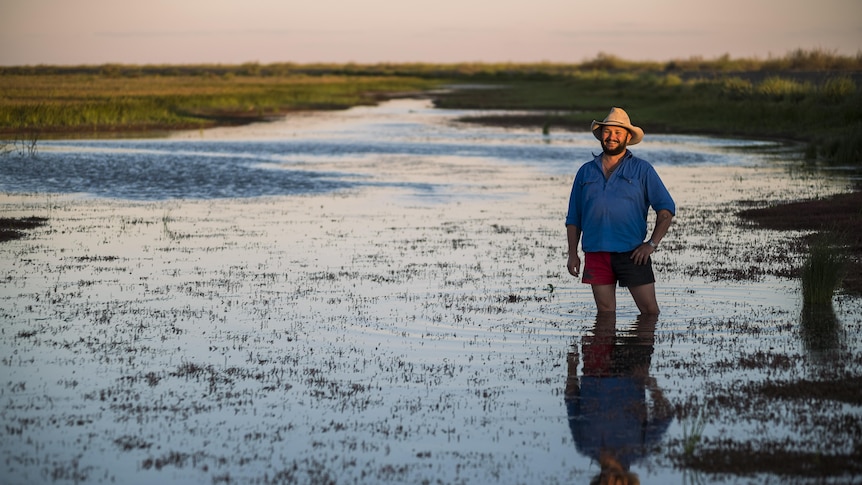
[629,282,659,315]
[591,284,616,312]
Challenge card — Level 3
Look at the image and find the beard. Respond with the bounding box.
[601,137,628,156]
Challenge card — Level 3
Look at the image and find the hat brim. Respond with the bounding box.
[591,120,644,145]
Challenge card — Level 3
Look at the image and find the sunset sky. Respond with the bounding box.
[1,0,859,66]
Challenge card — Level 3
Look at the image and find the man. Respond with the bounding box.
[565,107,675,314]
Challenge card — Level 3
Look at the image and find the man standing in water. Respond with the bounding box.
[566,107,675,314]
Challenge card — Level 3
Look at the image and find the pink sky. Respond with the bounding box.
[1,0,859,65]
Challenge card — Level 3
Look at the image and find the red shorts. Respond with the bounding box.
[582,251,655,287]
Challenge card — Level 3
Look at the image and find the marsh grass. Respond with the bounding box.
[820,121,862,165]
[0,74,441,135]
[681,412,708,458]
[801,234,847,304]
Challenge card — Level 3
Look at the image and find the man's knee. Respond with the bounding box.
[597,301,616,312]
[638,302,660,315]
[591,284,616,311]
[629,283,659,314]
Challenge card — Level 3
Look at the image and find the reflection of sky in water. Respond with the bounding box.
[1,147,353,200]
[2,99,779,200]
[1,99,859,485]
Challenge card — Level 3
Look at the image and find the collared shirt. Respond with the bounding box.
[565,150,675,253]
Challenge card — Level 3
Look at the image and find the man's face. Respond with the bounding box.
[600,126,631,156]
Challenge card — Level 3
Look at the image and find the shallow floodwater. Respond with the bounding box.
[1,99,860,484]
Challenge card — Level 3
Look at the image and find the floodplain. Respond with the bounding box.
[1,98,861,484]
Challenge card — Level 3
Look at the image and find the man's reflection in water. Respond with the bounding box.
[565,312,673,485]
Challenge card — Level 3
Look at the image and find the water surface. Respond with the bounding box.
[1,99,859,484]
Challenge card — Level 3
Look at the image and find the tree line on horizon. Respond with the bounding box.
[2,48,860,79]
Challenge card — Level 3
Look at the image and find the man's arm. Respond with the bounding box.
[566,224,582,277]
[649,209,673,245]
[631,209,673,265]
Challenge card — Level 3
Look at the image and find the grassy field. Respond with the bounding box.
[2,48,861,164]
[0,73,441,137]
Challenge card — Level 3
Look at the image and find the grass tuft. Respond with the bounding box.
[681,411,707,458]
[801,234,847,304]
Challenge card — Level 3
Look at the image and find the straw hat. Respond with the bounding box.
[591,107,644,145]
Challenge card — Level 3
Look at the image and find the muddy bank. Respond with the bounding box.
[739,190,862,295]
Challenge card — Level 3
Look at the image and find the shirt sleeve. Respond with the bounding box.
[565,172,582,226]
[645,166,675,215]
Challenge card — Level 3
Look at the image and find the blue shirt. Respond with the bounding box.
[566,151,675,253]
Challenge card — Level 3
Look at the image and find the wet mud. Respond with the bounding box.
[740,190,862,295]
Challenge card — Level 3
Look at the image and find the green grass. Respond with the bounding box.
[0,74,442,135]
[682,411,707,458]
[801,234,847,304]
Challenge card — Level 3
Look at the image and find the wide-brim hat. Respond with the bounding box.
[591,107,644,145]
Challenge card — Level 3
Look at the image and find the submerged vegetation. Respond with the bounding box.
[2,48,861,164]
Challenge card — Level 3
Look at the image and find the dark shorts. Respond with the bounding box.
[582,251,655,288]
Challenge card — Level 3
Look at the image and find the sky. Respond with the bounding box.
[1,0,860,66]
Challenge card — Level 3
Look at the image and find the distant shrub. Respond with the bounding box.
[660,73,683,87]
[580,52,629,71]
[756,76,812,101]
[819,76,857,102]
[639,73,683,88]
[99,64,123,78]
[571,70,612,83]
[239,62,262,77]
[720,77,753,99]
[761,48,861,71]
